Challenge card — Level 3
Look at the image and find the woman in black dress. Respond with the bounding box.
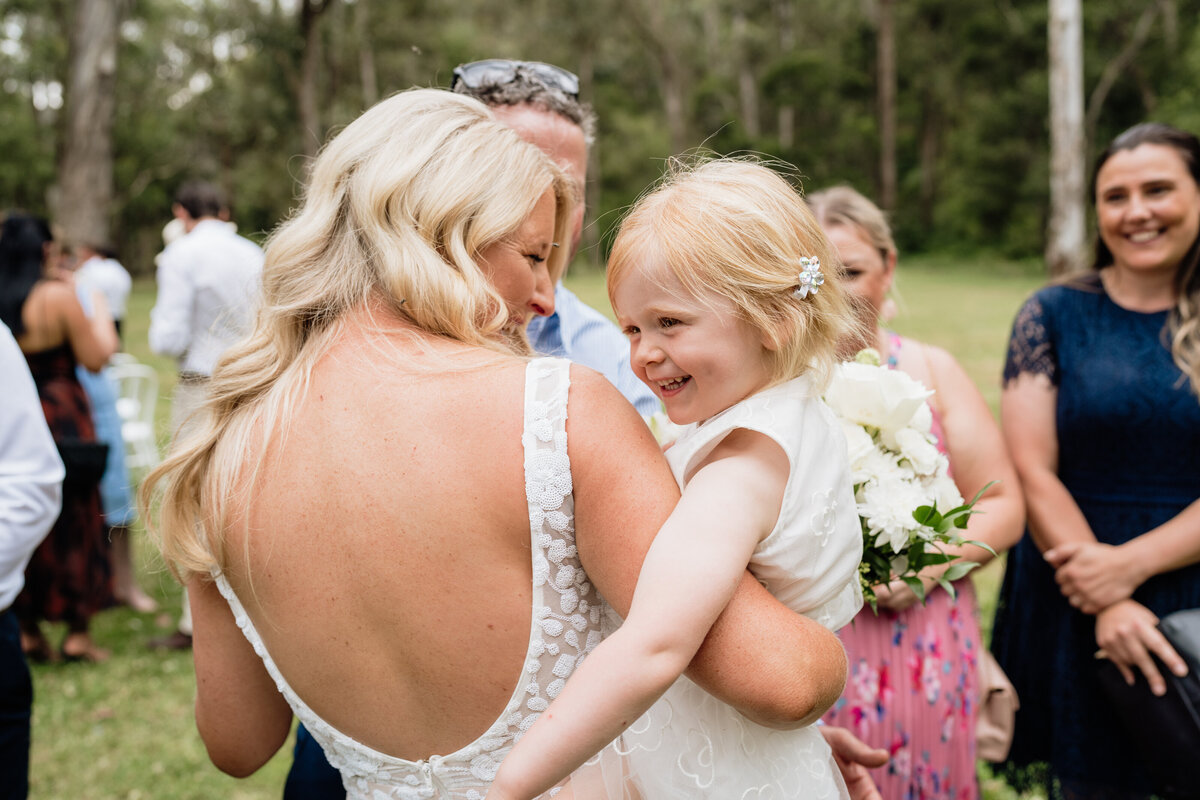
[994,123,1200,797]
[0,213,118,661]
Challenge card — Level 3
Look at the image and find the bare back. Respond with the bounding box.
[224,317,542,760]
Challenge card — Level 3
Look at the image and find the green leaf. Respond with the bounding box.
[901,574,926,603]
[912,505,941,526]
[936,575,958,601]
[943,561,981,582]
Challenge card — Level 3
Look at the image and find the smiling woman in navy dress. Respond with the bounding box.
[994,122,1200,798]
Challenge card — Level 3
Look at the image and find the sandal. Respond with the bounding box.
[20,631,55,664]
[60,634,110,664]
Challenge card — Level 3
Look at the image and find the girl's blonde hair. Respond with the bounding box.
[144,88,572,581]
[607,156,862,390]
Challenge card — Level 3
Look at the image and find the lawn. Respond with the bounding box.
[27,255,1046,799]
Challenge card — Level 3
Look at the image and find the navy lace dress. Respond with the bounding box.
[992,274,1200,797]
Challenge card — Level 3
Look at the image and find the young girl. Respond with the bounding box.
[486,157,866,800]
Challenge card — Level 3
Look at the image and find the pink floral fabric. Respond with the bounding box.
[823,335,981,800]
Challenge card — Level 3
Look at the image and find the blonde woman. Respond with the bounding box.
[810,186,1024,799]
[144,90,850,799]
[994,122,1200,798]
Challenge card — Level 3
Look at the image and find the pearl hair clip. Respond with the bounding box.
[793,256,825,299]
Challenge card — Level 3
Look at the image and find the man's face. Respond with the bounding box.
[490,104,588,261]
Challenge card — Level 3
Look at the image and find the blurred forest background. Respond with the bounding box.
[3,0,1200,275]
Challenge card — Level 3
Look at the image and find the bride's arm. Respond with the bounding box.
[569,368,847,729]
[190,577,293,776]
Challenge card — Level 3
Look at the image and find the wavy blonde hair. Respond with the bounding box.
[144,88,572,581]
[607,156,863,390]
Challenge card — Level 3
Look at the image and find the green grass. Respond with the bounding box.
[29,260,1045,798]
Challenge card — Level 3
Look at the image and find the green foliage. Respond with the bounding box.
[5,0,1200,274]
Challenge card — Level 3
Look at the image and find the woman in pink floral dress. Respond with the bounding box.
[811,186,1025,799]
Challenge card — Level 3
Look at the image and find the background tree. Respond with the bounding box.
[1047,0,1086,276]
[54,0,124,248]
[5,0,1200,275]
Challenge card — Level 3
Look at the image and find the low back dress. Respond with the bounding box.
[992,274,1200,796]
[616,375,863,799]
[214,357,608,799]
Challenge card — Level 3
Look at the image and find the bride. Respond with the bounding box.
[145,88,870,798]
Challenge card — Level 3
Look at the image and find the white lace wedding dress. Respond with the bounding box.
[212,357,607,799]
[609,374,864,800]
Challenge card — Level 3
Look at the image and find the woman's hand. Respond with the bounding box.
[873,572,938,613]
[821,726,888,800]
[1046,541,1146,614]
[1095,599,1188,696]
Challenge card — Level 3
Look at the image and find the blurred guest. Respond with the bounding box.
[73,243,131,338]
[994,122,1200,797]
[148,181,263,650]
[0,213,118,663]
[71,244,155,614]
[452,59,659,416]
[811,186,1024,799]
[0,320,62,799]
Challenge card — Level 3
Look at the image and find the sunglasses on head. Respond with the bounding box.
[451,60,580,100]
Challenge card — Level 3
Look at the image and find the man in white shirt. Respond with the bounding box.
[73,244,132,338]
[148,180,263,649]
[0,322,63,797]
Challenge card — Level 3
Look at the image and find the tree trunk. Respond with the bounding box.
[298,0,331,162]
[621,0,689,155]
[775,0,794,148]
[734,10,760,139]
[877,0,897,211]
[56,0,123,247]
[355,0,378,107]
[1046,0,1087,277]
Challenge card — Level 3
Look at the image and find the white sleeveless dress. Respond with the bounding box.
[212,357,607,800]
[612,375,864,799]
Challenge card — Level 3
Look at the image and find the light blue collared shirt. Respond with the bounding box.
[527,284,661,417]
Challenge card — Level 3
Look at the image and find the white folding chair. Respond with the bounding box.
[107,361,162,472]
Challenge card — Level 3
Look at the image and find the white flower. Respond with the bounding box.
[929,470,964,511]
[894,427,942,476]
[859,473,929,552]
[851,446,906,488]
[910,401,933,435]
[839,419,876,468]
[825,362,933,438]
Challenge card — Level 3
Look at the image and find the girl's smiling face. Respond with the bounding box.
[1096,143,1200,278]
[612,258,774,425]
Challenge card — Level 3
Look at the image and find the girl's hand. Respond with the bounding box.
[1046,541,1146,614]
[1095,599,1188,696]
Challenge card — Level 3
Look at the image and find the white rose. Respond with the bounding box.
[894,427,942,476]
[839,419,875,469]
[825,362,933,438]
[910,401,934,435]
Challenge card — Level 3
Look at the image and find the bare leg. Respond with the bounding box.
[109,524,157,613]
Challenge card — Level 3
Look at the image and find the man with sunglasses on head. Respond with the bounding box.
[451,60,661,418]
[282,60,887,800]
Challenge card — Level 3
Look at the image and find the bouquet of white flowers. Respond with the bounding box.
[824,349,992,611]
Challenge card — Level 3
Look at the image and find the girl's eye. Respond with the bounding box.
[622,325,640,337]
[660,317,680,329]
[527,254,546,264]
[843,268,864,280]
